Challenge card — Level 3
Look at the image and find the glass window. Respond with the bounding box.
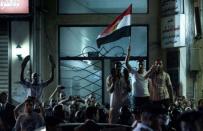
[59,26,148,104]
[60,26,148,57]
[58,0,148,14]
[60,60,102,103]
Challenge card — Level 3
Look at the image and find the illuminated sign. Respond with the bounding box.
[160,0,183,17]
[161,14,185,48]
[0,0,29,14]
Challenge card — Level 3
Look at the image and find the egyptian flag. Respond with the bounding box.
[97,4,132,48]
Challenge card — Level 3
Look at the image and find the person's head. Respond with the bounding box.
[31,72,39,84]
[53,104,65,119]
[88,94,96,106]
[0,92,7,104]
[85,106,98,121]
[177,111,201,131]
[123,68,129,78]
[140,104,155,125]
[59,92,66,101]
[110,68,116,77]
[198,99,203,111]
[138,60,144,73]
[119,106,131,119]
[85,97,91,106]
[24,98,34,114]
[155,59,163,73]
[140,103,164,130]
[114,61,122,74]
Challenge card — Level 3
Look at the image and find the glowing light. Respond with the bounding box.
[12,38,29,61]
[0,0,29,14]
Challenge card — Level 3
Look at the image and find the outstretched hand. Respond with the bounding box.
[48,55,56,68]
[22,55,30,67]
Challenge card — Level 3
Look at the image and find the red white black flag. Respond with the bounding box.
[97,4,132,48]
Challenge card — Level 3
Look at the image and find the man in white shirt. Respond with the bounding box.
[125,45,154,114]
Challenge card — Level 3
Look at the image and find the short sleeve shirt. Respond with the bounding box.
[150,71,172,101]
[15,112,44,131]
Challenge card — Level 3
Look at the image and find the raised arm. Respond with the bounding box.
[49,86,59,101]
[144,64,156,79]
[14,101,25,120]
[125,45,132,72]
[20,55,30,83]
[42,55,55,86]
[58,96,72,105]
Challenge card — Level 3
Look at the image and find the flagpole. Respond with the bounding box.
[129,3,132,48]
[129,36,131,46]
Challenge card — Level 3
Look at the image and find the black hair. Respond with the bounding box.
[25,98,34,104]
[115,61,122,68]
[137,57,144,63]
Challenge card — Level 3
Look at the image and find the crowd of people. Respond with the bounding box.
[0,48,203,131]
[0,91,203,131]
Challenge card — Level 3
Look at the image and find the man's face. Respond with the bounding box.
[25,101,33,113]
[155,60,163,72]
[0,93,7,103]
[138,62,144,71]
[32,73,39,83]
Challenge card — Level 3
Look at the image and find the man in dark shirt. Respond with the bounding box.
[14,98,44,131]
[0,92,15,131]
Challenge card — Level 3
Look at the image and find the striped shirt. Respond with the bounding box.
[149,71,172,101]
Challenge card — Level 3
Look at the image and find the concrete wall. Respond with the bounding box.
[38,0,161,102]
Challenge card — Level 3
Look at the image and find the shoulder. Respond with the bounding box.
[163,72,170,78]
[163,71,168,75]
[16,113,26,121]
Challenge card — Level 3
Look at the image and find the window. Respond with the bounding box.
[58,0,148,14]
[60,26,148,57]
[59,25,148,103]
